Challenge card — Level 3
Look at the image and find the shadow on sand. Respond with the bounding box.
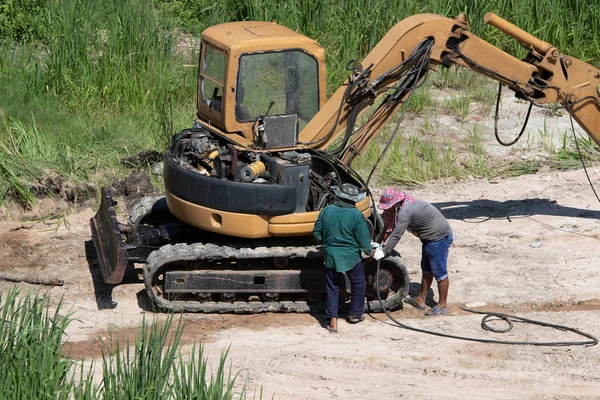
[84,239,142,310]
[433,198,600,222]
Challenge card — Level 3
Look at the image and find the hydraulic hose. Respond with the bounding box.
[494,82,533,147]
[374,259,598,346]
[564,101,600,205]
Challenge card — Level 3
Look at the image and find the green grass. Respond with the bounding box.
[443,93,471,122]
[0,288,251,399]
[431,67,498,119]
[352,130,484,186]
[352,112,600,187]
[406,85,438,115]
[0,0,198,206]
[0,289,74,399]
[0,103,193,205]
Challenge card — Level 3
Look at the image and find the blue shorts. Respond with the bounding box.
[421,233,453,282]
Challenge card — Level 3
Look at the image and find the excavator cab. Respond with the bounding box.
[197,22,327,148]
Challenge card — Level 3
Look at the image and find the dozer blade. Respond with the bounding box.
[90,188,129,284]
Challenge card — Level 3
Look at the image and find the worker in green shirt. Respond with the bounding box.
[313,183,373,333]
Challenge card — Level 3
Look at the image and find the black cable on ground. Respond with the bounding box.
[374,260,598,346]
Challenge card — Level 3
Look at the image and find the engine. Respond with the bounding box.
[168,127,357,215]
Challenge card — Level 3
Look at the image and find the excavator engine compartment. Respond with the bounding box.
[166,126,313,216]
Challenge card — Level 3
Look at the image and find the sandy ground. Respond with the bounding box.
[1,101,600,399]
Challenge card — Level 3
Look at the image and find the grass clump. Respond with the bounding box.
[385,137,462,186]
[353,128,491,186]
[99,315,246,400]
[0,289,74,399]
[100,315,184,399]
[0,288,252,399]
[173,345,246,399]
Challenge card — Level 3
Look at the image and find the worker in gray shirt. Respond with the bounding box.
[378,188,453,316]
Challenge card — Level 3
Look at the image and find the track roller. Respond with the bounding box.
[219,293,237,302]
[195,293,212,302]
[261,293,280,301]
[273,257,289,269]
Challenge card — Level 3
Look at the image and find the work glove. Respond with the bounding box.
[370,242,386,260]
[373,247,386,261]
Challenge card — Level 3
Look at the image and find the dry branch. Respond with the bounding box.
[0,272,64,286]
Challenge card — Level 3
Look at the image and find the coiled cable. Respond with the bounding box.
[374,259,598,346]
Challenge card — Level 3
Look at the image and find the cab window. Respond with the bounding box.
[236,50,319,128]
[201,45,226,113]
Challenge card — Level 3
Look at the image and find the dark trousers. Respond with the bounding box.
[325,260,366,319]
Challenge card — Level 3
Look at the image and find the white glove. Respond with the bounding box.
[371,241,381,249]
[374,248,385,261]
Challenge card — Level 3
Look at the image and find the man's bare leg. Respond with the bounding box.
[328,317,338,332]
[413,273,433,308]
[437,278,449,309]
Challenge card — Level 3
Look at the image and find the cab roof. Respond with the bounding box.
[201,21,324,56]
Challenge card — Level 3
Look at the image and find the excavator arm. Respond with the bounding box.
[297,13,600,166]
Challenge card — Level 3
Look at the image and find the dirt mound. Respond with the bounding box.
[30,172,97,205]
[25,156,161,213]
[109,170,159,209]
[120,150,164,168]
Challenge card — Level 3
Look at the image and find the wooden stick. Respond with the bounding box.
[0,272,64,287]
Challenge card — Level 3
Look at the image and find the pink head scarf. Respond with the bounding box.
[378,187,416,234]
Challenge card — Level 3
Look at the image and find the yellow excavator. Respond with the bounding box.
[90,12,600,313]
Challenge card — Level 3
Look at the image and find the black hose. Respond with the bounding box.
[494,82,533,147]
[363,38,434,185]
[374,259,598,346]
[300,62,374,147]
[564,101,600,205]
[307,38,434,158]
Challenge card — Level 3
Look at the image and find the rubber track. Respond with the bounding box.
[144,242,406,313]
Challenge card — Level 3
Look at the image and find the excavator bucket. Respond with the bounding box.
[89,188,129,284]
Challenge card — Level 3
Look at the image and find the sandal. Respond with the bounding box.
[325,317,338,333]
[425,305,449,316]
[348,314,365,324]
[403,296,427,311]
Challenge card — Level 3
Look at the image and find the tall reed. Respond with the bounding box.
[0,288,250,399]
[0,289,74,399]
[42,0,180,109]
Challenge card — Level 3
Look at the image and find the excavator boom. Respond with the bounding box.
[298,13,600,166]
